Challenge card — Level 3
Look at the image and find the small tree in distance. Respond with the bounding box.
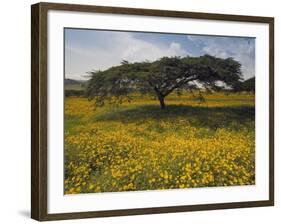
[86,55,242,109]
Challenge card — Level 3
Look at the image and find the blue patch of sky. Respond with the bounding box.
[65,28,255,80]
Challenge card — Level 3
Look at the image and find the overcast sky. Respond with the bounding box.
[65,28,255,80]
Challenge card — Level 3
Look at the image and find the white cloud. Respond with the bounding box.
[121,40,187,62]
[65,32,189,80]
[187,35,255,79]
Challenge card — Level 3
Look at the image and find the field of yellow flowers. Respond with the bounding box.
[64,92,255,194]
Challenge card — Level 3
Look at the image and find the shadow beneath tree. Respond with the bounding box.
[94,104,255,130]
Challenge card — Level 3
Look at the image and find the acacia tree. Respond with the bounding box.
[86,55,242,109]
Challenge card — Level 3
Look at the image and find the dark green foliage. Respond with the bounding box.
[232,77,255,93]
[242,77,255,92]
[86,55,242,109]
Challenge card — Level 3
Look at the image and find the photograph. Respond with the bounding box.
[63,28,256,194]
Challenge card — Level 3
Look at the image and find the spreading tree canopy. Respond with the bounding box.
[86,55,242,109]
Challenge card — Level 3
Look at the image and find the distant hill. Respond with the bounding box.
[232,77,255,92]
[64,78,86,85]
[65,78,87,92]
[242,77,255,92]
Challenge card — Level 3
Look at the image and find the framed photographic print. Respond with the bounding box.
[31,2,274,221]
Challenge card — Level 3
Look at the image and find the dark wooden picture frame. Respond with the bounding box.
[31,2,274,221]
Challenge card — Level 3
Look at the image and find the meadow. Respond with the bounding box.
[64,92,255,194]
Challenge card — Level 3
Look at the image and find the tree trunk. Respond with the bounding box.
[152,86,166,109]
[158,96,166,109]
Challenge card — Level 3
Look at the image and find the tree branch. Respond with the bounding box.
[163,76,198,97]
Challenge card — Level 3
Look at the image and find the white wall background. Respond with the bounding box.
[0,0,279,223]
